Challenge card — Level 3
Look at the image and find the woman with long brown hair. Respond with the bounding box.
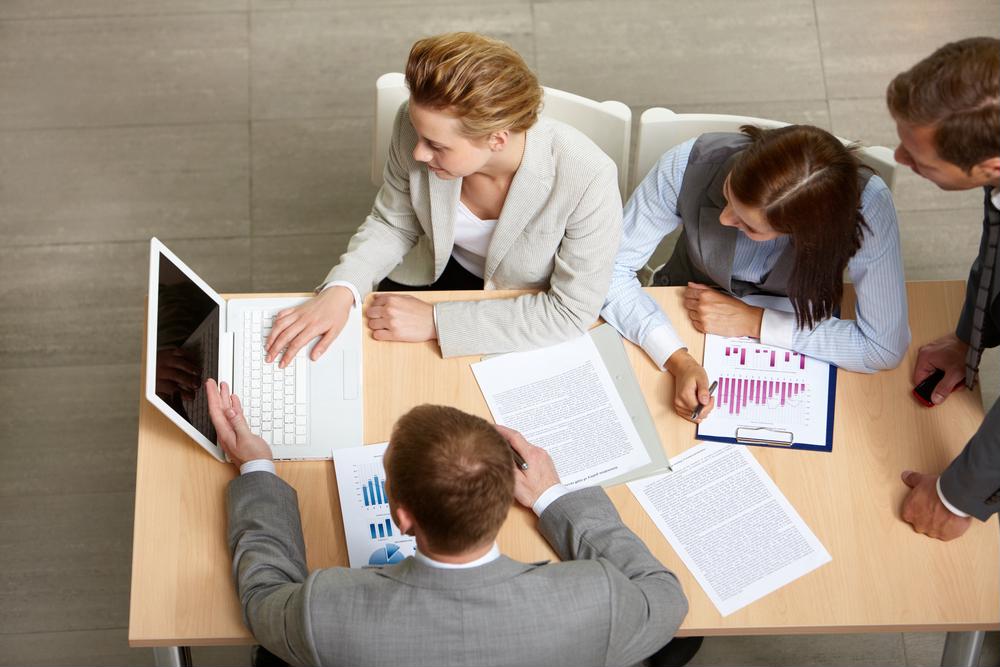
[602,125,910,422]
[263,32,622,365]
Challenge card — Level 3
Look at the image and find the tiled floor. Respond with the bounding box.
[0,1,997,665]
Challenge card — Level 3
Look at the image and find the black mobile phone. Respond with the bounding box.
[912,368,946,407]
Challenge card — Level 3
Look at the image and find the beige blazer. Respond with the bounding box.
[323,103,623,358]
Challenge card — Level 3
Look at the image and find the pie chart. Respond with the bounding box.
[369,542,406,566]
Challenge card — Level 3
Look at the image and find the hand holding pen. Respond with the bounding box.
[691,379,718,421]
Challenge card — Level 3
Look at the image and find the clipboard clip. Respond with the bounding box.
[735,426,795,447]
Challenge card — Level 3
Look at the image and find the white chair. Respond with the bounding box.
[630,107,897,195]
[371,72,632,199]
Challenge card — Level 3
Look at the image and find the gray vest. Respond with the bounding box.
[653,132,871,297]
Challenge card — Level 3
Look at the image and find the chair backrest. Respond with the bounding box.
[372,72,632,199]
[631,107,897,195]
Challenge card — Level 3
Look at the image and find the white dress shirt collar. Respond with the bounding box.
[413,543,501,569]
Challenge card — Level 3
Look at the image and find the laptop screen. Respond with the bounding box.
[153,252,220,444]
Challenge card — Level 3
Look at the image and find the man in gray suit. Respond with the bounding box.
[886,37,1000,539]
[205,379,688,667]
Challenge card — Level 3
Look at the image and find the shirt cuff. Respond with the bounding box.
[532,483,571,517]
[641,324,687,370]
[318,280,361,308]
[759,308,795,349]
[240,459,277,476]
[937,477,970,518]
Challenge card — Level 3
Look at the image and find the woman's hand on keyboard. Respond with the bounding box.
[265,286,355,368]
[205,379,273,467]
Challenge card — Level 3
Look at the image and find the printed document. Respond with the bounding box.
[332,442,415,568]
[697,332,833,447]
[628,443,831,616]
[472,333,651,487]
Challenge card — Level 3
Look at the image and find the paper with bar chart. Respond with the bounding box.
[696,333,835,450]
[332,441,415,568]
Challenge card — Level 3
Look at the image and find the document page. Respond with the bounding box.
[697,332,833,448]
[472,334,652,488]
[628,443,831,616]
[332,442,415,569]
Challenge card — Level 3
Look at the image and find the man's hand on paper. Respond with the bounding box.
[912,333,968,405]
[496,425,561,507]
[900,471,971,541]
[683,283,764,338]
[265,285,355,368]
[666,350,715,423]
[367,294,437,343]
[205,379,274,469]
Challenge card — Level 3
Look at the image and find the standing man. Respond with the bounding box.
[204,379,689,667]
[887,37,1000,540]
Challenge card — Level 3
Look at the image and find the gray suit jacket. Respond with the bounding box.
[227,473,688,667]
[322,104,623,358]
[940,189,1000,520]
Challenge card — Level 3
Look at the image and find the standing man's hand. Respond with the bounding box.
[495,425,561,508]
[205,379,273,468]
[900,471,971,541]
[666,350,715,423]
[912,333,968,405]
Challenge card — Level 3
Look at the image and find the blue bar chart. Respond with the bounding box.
[333,442,416,568]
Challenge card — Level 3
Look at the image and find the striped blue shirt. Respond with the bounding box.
[601,138,911,373]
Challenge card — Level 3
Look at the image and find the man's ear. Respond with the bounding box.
[393,505,416,536]
[488,130,510,152]
[971,156,1000,184]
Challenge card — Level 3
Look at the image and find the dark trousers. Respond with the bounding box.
[378,255,484,292]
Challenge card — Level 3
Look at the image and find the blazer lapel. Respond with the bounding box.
[427,173,461,278]
[483,120,556,283]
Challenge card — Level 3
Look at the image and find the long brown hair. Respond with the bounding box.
[405,32,543,138]
[729,125,868,330]
[384,404,514,555]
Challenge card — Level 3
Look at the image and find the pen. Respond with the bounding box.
[510,446,529,471]
[691,379,718,421]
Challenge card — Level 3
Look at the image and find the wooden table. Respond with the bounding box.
[130,283,998,665]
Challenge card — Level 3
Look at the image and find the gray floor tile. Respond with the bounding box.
[0,239,250,369]
[690,632,906,666]
[0,364,139,498]
[0,628,153,667]
[252,233,354,292]
[897,207,985,281]
[250,6,534,120]
[0,0,245,20]
[251,117,377,237]
[0,492,136,633]
[192,645,254,666]
[534,0,825,108]
[252,0,522,8]
[1,124,249,246]
[828,97,984,212]
[0,14,248,130]
[900,631,1000,667]
[816,0,999,99]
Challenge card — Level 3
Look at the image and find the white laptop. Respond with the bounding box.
[144,237,362,461]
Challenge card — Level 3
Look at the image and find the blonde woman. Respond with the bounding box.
[265,32,622,364]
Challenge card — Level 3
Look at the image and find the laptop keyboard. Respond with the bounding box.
[241,311,309,446]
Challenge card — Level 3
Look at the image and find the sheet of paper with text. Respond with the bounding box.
[628,443,831,616]
[472,334,652,488]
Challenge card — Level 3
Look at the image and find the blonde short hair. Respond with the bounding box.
[405,32,542,138]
